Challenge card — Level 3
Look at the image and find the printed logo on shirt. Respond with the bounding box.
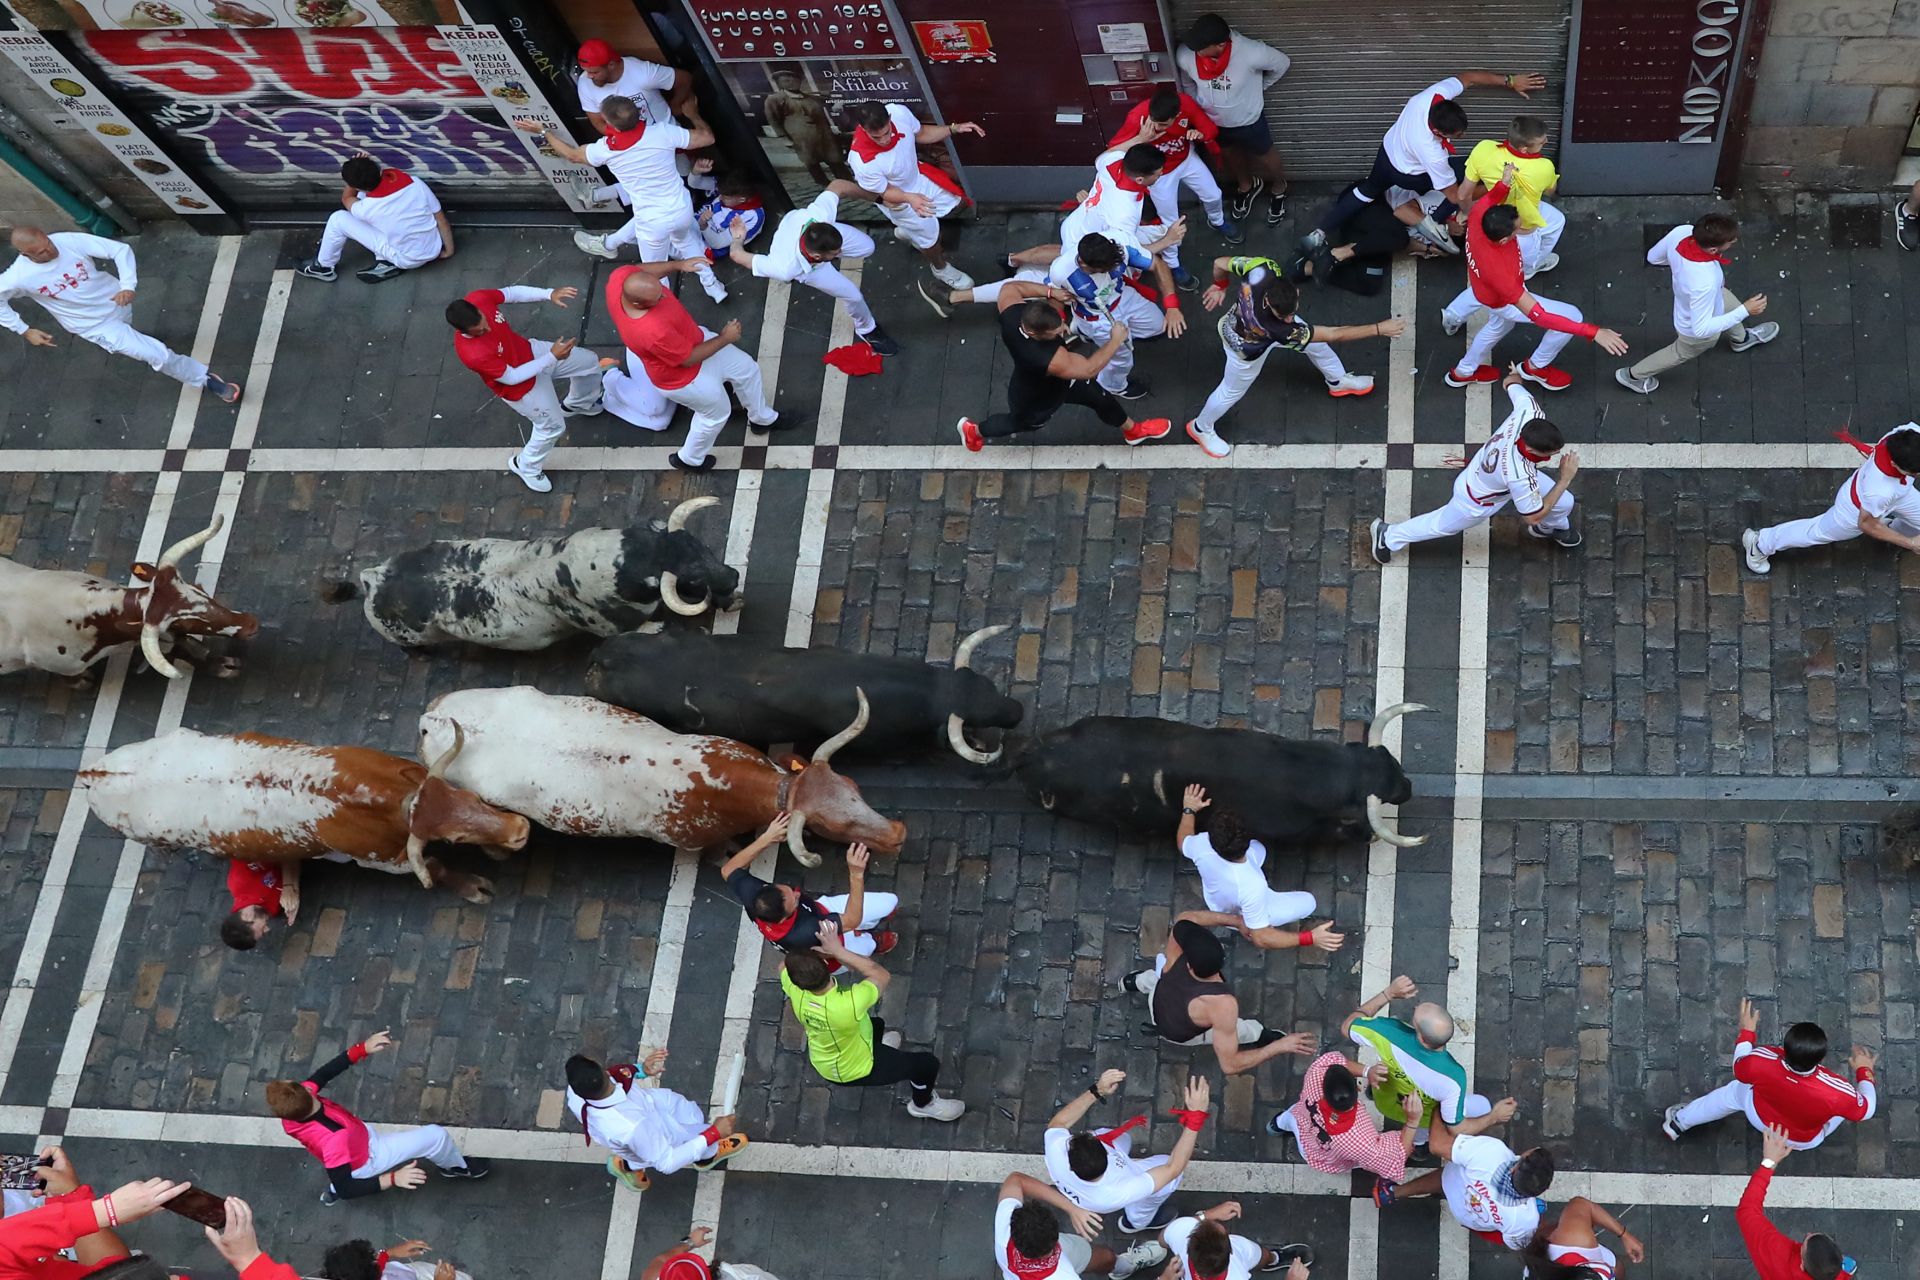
[36,259,92,300]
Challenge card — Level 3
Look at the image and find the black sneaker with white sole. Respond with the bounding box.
[864,325,902,356]
[1229,177,1265,222]
[1369,518,1392,565]
[1266,189,1288,225]
[295,260,337,282]
[916,277,953,319]
[438,1157,491,1179]
[1898,199,1920,251]
[356,260,406,283]
[1119,969,1149,994]
[1527,523,1582,548]
[1118,1204,1178,1235]
[1115,375,1151,400]
[670,453,719,473]
[1260,1245,1314,1273]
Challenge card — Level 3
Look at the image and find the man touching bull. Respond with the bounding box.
[719,815,900,960]
[1175,785,1343,953]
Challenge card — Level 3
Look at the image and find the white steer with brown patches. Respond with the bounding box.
[419,685,906,865]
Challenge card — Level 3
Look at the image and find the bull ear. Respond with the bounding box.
[130,562,156,581]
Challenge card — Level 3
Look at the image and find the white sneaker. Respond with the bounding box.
[1615,367,1657,394]
[1440,307,1464,337]
[1326,372,1374,397]
[508,453,551,493]
[1110,1241,1170,1280]
[932,263,974,290]
[906,1094,966,1122]
[1413,215,1459,253]
[882,1030,903,1049]
[574,230,617,260]
[893,226,914,244]
[1742,529,1770,575]
[703,278,729,303]
[1525,251,1561,277]
[1186,420,1231,458]
[1730,321,1780,352]
[565,397,605,417]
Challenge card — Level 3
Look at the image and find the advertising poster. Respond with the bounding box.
[435,22,596,211]
[910,19,990,64]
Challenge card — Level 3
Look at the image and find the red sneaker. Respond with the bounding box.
[1519,361,1571,391]
[956,416,984,452]
[1443,364,1502,388]
[871,929,899,956]
[1122,418,1172,445]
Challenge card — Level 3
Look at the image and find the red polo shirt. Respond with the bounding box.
[453,289,537,401]
[227,860,283,917]
[607,265,701,391]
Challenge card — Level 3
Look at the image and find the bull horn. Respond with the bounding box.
[139,623,183,679]
[812,688,869,764]
[666,495,720,533]
[158,513,225,570]
[403,832,435,888]
[1366,701,1430,749]
[952,623,1008,670]
[657,571,708,617]
[426,721,466,777]
[947,714,1001,766]
[1368,795,1428,848]
[785,811,820,867]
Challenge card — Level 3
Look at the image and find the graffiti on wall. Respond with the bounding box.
[79,26,555,202]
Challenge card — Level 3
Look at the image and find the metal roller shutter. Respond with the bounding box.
[1165,0,1573,179]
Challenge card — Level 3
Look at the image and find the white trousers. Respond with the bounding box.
[1208,888,1317,929]
[878,187,961,250]
[1753,482,1920,557]
[1385,467,1572,551]
[1072,287,1164,394]
[348,1123,466,1185]
[1097,1128,1182,1231]
[318,209,436,271]
[1518,202,1566,274]
[1147,150,1225,269]
[816,891,899,957]
[504,346,605,471]
[601,351,673,432]
[605,199,721,293]
[1195,322,1347,432]
[1671,1080,1843,1150]
[75,311,207,387]
[790,223,877,336]
[1450,293,1583,375]
[659,336,776,464]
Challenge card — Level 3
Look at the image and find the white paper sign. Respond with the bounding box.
[436,23,597,214]
[1096,21,1148,54]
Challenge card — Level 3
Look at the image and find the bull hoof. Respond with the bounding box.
[789,848,822,869]
[479,843,517,863]
[461,877,496,904]
[636,621,665,635]
[211,657,241,679]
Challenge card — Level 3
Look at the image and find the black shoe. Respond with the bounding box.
[355,260,406,283]
[1115,376,1151,401]
[1119,969,1148,994]
[319,1188,338,1206]
[1264,1111,1288,1137]
[670,453,719,473]
[295,260,336,282]
[1260,1245,1314,1272]
[1527,523,1582,548]
[916,277,953,318]
[438,1157,490,1179]
[1285,254,1311,283]
[864,326,902,356]
[751,414,804,433]
[1266,190,1288,225]
[1120,1205,1179,1235]
[1369,518,1392,565]
[1228,177,1265,222]
[1310,241,1336,282]
[1898,199,1919,251]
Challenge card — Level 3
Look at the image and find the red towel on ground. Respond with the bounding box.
[824,343,884,376]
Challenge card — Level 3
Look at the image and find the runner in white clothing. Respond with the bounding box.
[847,100,981,290]
[1059,146,1173,263]
[297,157,451,284]
[726,179,902,354]
[1370,370,1581,562]
[0,227,240,403]
[1044,1071,1210,1235]
[564,1049,746,1191]
[1174,785,1343,951]
[519,101,727,303]
[1744,424,1920,574]
[1375,1106,1551,1249]
[992,1171,1166,1280]
[1160,1204,1312,1280]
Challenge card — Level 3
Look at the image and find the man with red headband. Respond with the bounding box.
[1043,1069,1210,1236]
[994,1170,1166,1280]
[1738,1126,1856,1280]
[845,100,980,291]
[1160,1203,1311,1280]
[574,39,699,134]
[1744,423,1920,574]
[564,1050,746,1191]
[1439,162,1627,391]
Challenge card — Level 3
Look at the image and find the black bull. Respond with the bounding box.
[584,625,1022,761]
[1010,704,1428,846]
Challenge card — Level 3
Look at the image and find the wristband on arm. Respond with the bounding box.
[347,1041,369,1063]
[1523,300,1599,341]
[1299,930,1315,948]
[1169,1108,1208,1132]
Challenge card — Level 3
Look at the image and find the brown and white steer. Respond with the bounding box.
[419,685,905,866]
[0,515,258,680]
[79,725,532,900]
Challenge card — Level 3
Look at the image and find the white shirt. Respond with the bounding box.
[1174,32,1290,129]
[1382,77,1465,190]
[583,122,695,224]
[1545,1241,1616,1279]
[1162,1215,1262,1280]
[993,1198,1085,1280]
[0,232,137,336]
[1179,833,1281,926]
[1463,385,1549,514]
[576,56,677,125]
[1041,1126,1155,1214]
[1646,224,1749,339]
[851,103,942,201]
[350,171,444,268]
[752,190,846,281]
[1439,1134,1541,1249]
[565,1078,714,1174]
[1059,149,1150,259]
[1838,424,1920,523]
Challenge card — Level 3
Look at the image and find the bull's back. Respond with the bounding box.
[421,686,768,842]
[364,538,572,648]
[0,560,115,675]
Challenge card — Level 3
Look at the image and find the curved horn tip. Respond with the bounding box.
[139,626,183,679]
[666,495,722,533]
[951,623,1011,670]
[426,720,466,776]
[947,713,1002,766]
[785,814,820,868]
[157,512,226,568]
[657,571,709,618]
[810,688,871,764]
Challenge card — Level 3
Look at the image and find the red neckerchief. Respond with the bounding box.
[1103,157,1150,195]
[367,169,412,198]
[850,124,899,162]
[605,122,648,151]
[1195,39,1231,80]
[723,196,764,211]
[1004,1240,1061,1279]
[1516,439,1551,463]
[1192,1269,1228,1280]
[1096,1115,1148,1146]
[1315,1097,1359,1135]
[1496,140,1542,160]
[1432,96,1457,153]
[1674,235,1726,264]
[755,908,802,942]
[1834,428,1910,480]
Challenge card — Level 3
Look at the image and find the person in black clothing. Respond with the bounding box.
[718,816,900,960]
[955,284,1171,449]
[1120,918,1316,1075]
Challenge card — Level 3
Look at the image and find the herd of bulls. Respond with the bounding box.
[5,495,1429,903]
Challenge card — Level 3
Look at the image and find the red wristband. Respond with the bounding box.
[347,1042,369,1063]
[1169,1108,1208,1132]
[101,1196,118,1228]
[1299,930,1315,948]
[701,1124,721,1146]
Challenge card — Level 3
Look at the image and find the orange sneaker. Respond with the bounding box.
[693,1133,749,1170]
[1122,418,1172,445]
[607,1157,651,1191]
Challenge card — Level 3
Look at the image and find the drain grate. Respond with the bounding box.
[1829,202,1882,249]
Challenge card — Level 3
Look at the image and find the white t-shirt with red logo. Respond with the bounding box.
[575,56,677,124]
[0,232,136,336]
[584,122,696,228]
[350,170,444,269]
[1440,1135,1541,1249]
[1059,149,1151,259]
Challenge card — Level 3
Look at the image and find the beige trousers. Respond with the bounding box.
[1628,289,1748,377]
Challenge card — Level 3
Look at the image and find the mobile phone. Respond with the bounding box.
[0,1153,50,1191]
[161,1186,227,1230]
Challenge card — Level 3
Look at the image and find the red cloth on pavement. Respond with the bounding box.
[824,344,884,376]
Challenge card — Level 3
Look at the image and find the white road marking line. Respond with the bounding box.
[166,236,242,450]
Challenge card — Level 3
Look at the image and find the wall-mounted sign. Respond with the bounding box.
[435,23,597,210]
[910,18,989,64]
[689,0,900,62]
[1095,21,1146,54]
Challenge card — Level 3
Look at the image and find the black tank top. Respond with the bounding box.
[1151,958,1225,1042]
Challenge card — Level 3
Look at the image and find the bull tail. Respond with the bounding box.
[318,578,361,604]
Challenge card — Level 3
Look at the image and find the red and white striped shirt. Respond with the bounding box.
[1732,1029,1874,1143]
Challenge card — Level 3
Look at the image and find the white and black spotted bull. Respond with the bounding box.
[0,515,257,680]
[323,497,740,651]
[79,725,533,900]
[418,684,905,867]
[1011,703,1430,848]
[583,624,1022,764]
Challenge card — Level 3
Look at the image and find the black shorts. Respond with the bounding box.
[1215,119,1274,156]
